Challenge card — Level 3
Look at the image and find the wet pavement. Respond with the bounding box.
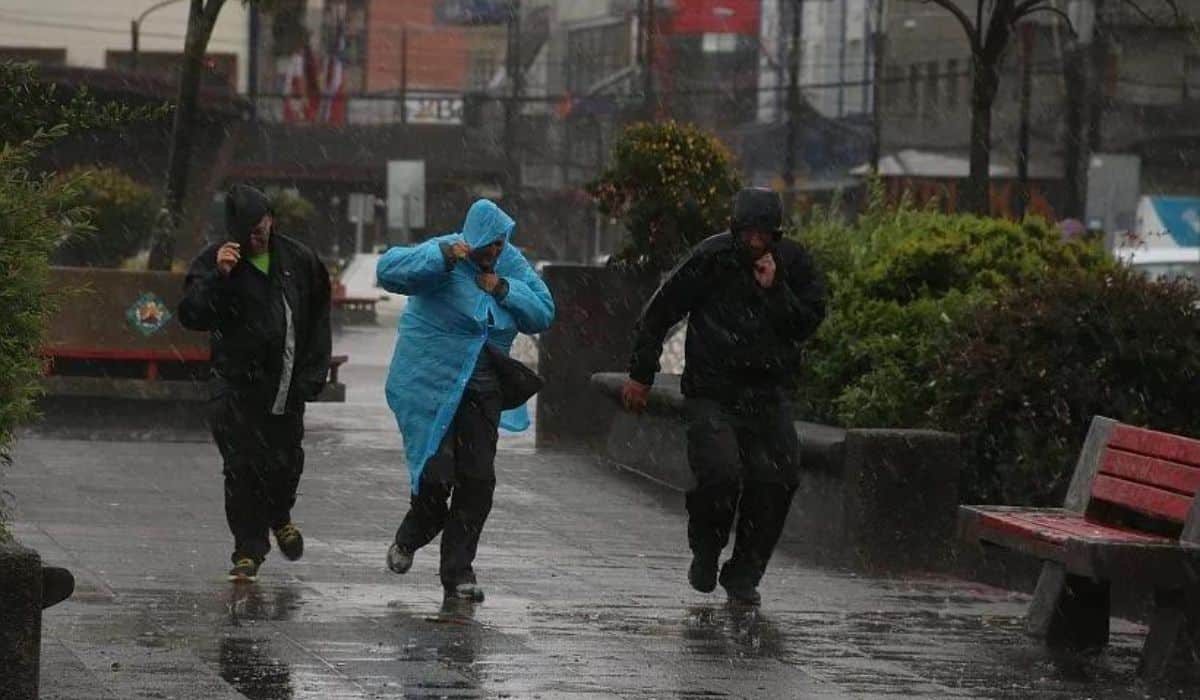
[8,322,1200,699]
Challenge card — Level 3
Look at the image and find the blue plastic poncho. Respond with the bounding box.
[377,199,555,492]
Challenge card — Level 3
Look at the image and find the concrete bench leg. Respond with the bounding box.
[1025,561,1110,649]
[1138,587,1194,680]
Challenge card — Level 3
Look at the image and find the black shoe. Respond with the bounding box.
[273,522,304,561]
[445,583,485,602]
[688,553,719,593]
[387,544,413,574]
[723,583,761,607]
[228,557,261,583]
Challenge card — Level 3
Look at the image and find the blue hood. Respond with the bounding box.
[461,199,515,249]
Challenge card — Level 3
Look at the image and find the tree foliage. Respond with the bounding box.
[52,167,159,268]
[588,121,743,273]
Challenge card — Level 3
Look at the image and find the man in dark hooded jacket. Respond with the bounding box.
[621,187,826,606]
[179,184,332,582]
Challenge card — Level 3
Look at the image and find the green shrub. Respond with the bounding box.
[792,194,1110,430]
[937,267,1200,505]
[588,121,742,273]
[0,131,90,455]
[0,61,165,536]
[266,187,316,239]
[52,167,159,267]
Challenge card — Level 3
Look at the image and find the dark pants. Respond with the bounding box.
[395,390,501,590]
[209,394,305,563]
[685,396,799,590]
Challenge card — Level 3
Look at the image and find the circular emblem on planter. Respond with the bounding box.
[126,292,173,336]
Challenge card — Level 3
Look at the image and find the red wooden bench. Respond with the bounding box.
[959,415,1200,678]
[42,347,348,403]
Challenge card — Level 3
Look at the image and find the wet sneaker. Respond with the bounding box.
[228,557,260,583]
[688,554,719,593]
[445,583,485,603]
[387,544,413,574]
[273,523,304,561]
[723,583,761,607]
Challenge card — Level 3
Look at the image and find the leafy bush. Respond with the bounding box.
[937,267,1200,505]
[267,187,316,238]
[0,61,164,535]
[793,194,1110,430]
[52,167,159,267]
[588,121,742,273]
[0,131,90,455]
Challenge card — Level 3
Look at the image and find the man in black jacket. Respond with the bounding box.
[179,185,332,582]
[622,187,826,606]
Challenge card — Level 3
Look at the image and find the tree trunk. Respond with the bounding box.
[963,53,1000,215]
[147,0,224,271]
[1062,45,1090,220]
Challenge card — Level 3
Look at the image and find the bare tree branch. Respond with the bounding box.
[924,0,982,50]
[1014,5,1077,34]
[1119,0,1162,25]
[1013,0,1044,17]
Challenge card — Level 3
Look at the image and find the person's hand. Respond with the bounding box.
[449,241,471,261]
[753,252,776,289]
[216,242,241,276]
[476,273,500,293]
[622,379,651,414]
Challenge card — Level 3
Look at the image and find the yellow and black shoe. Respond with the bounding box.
[228,557,260,583]
[273,522,304,561]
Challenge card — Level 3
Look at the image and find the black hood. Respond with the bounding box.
[730,187,783,238]
[225,184,273,247]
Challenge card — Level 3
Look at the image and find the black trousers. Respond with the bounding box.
[395,390,501,590]
[685,396,799,589]
[209,394,305,563]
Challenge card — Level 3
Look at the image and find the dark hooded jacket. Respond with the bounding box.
[179,185,332,410]
[629,189,826,401]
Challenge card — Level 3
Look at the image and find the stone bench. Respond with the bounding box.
[0,543,74,700]
[590,372,962,570]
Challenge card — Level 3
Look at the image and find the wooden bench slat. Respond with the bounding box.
[1109,424,1200,469]
[968,507,1175,546]
[44,347,210,362]
[1100,448,1200,497]
[1090,474,1193,524]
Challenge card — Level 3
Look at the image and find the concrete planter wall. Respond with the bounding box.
[0,543,74,700]
[536,264,659,448]
[591,373,963,571]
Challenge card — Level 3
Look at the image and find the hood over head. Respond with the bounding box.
[225,184,273,248]
[461,199,515,249]
[730,187,783,239]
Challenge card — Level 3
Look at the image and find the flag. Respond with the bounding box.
[319,20,348,125]
[282,43,320,122]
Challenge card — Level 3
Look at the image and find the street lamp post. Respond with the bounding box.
[131,0,190,72]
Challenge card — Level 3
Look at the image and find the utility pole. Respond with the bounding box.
[400,25,408,124]
[504,0,522,210]
[1016,22,1034,219]
[1062,0,1095,220]
[783,0,803,202]
[643,0,657,119]
[869,0,886,172]
[131,0,190,72]
[248,4,259,120]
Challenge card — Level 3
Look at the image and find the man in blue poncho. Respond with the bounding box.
[377,199,555,602]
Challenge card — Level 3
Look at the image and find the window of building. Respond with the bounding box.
[701,33,740,53]
[925,60,940,114]
[1185,55,1200,101]
[885,65,903,108]
[566,21,629,94]
[469,53,496,91]
[946,59,960,108]
[908,64,920,113]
